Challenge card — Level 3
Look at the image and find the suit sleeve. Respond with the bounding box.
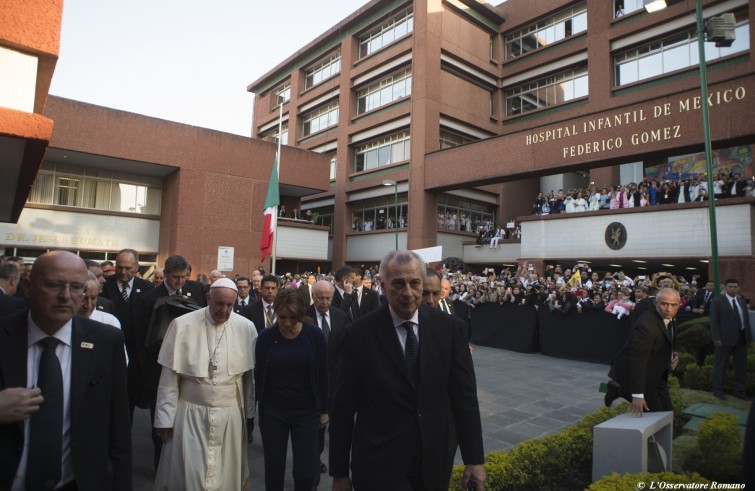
[328,327,359,477]
[447,316,484,465]
[108,328,133,491]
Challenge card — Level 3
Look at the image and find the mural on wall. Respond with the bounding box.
[645,145,752,180]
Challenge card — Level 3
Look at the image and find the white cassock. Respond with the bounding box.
[153,308,257,491]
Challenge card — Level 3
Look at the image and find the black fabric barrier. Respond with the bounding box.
[456,302,537,353]
[538,308,631,364]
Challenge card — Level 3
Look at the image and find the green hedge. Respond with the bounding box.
[684,412,743,482]
[588,472,710,490]
[448,404,629,491]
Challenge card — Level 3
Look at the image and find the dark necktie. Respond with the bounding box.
[441,300,449,313]
[402,322,419,387]
[121,282,129,301]
[321,313,330,342]
[266,304,274,328]
[240,299,245,308]
[27,337,63,490]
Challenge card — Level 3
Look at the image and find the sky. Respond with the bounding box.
[49,0,369,137]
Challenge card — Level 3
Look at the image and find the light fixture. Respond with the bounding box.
[632,260,647,263]
[685,267,698,270]
[608,264,623,268]
[643,0,667,13]
[383,180,399,250]
[637,267,648,270]
[661,264,675,268]
[700,259,710,263]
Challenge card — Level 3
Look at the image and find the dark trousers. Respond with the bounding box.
[713,330,749,395]
[259,405,319,491]
[147,393,163,470]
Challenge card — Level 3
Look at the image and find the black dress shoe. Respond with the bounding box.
[320,461,327,474]
[604,380,622,407]
[713,392,727,401]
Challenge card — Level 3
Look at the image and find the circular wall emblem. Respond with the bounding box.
[605,222,627,250]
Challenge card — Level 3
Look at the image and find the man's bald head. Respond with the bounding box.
[25,251,88,334]
[313,280,335,314]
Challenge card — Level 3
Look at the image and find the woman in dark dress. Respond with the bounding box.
[255,289,328,490]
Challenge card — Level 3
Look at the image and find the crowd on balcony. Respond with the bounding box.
[533,172,752,215]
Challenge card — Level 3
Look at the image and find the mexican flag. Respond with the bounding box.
[260,155,279,261]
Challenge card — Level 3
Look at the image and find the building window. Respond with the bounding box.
[266,123,289,145]
[354,131,410,172]
[329,155,337,181]
[302,102,339,136]
[505,65,588,116]
[359,8,413,58]
[356,68,412,114]
[304,52,341,89]
[614,0,643,18]
[437,194,496,232]
[614,16,750,86]
[275,82,291,104]
[505,3,587,60]
[352,193,408,231]
[28,162,162,215]
[439,130,477,150]
[304,206,334,234]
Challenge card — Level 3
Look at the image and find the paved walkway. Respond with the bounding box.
[132,346,609,490]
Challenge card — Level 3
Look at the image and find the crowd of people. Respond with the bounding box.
[533,172,752,215]
[0,250,488,490]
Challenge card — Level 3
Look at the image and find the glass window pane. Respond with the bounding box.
[617,61,638,85]
[365,150,377,169]
[663,44,688,72]
[377,145,391,166]
[574,75,588,98]
[572,12,587,33]
[638,53,662,80]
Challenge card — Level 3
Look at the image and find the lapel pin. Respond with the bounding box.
[187,292,192,297]
[81,342,94,349]
[136,289,141,293]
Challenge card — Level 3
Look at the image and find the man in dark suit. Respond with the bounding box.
[710,278,752,400]
[298,273,316,307]
[140,255,206,468]
[233,276,254,314]
[100,248,154,417]
[0,251,131,491]
[243,274,279,332]
[329,250,486,491]
[691,280,714,315]
[350,269,381,319]
[306,280,350,476]
[438,277,455,315]
[0,262,26,317]
[422,269,441,308]
[332,265,356,318]
[605,287,681,415]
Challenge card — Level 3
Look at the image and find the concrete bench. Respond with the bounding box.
[592,411,673,482]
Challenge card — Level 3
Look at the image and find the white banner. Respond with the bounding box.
[412,245,443,263]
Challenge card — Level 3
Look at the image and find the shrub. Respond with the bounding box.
[667,375,687,434]
[448,404,629,491]
[685,412,743,482]
[674,323,713,365]
[588,471,710,490]
[673,351,697,382]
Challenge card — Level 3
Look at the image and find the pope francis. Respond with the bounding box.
[153,278,257,490]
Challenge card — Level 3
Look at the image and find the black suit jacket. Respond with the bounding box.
[692,289,713,313]
[0,290,26,317]
[350,287,381,319]
[608,307,674,411]
[242,300,270,334]
[0,313,132,491]
[298,283,314,307]
[96,296,115,315]
[100,276,154,370]
[140,282,206,394]
[329,304,484,489]
[306,305,350,401]
[710,295,752,346]
[332,288,355,320]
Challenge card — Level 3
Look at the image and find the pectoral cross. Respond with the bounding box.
[208,361,217,379]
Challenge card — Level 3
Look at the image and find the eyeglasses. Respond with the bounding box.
[40,281,88,296]
[237,285,251,289]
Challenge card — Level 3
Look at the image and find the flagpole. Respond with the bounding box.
[271,101,283,275]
